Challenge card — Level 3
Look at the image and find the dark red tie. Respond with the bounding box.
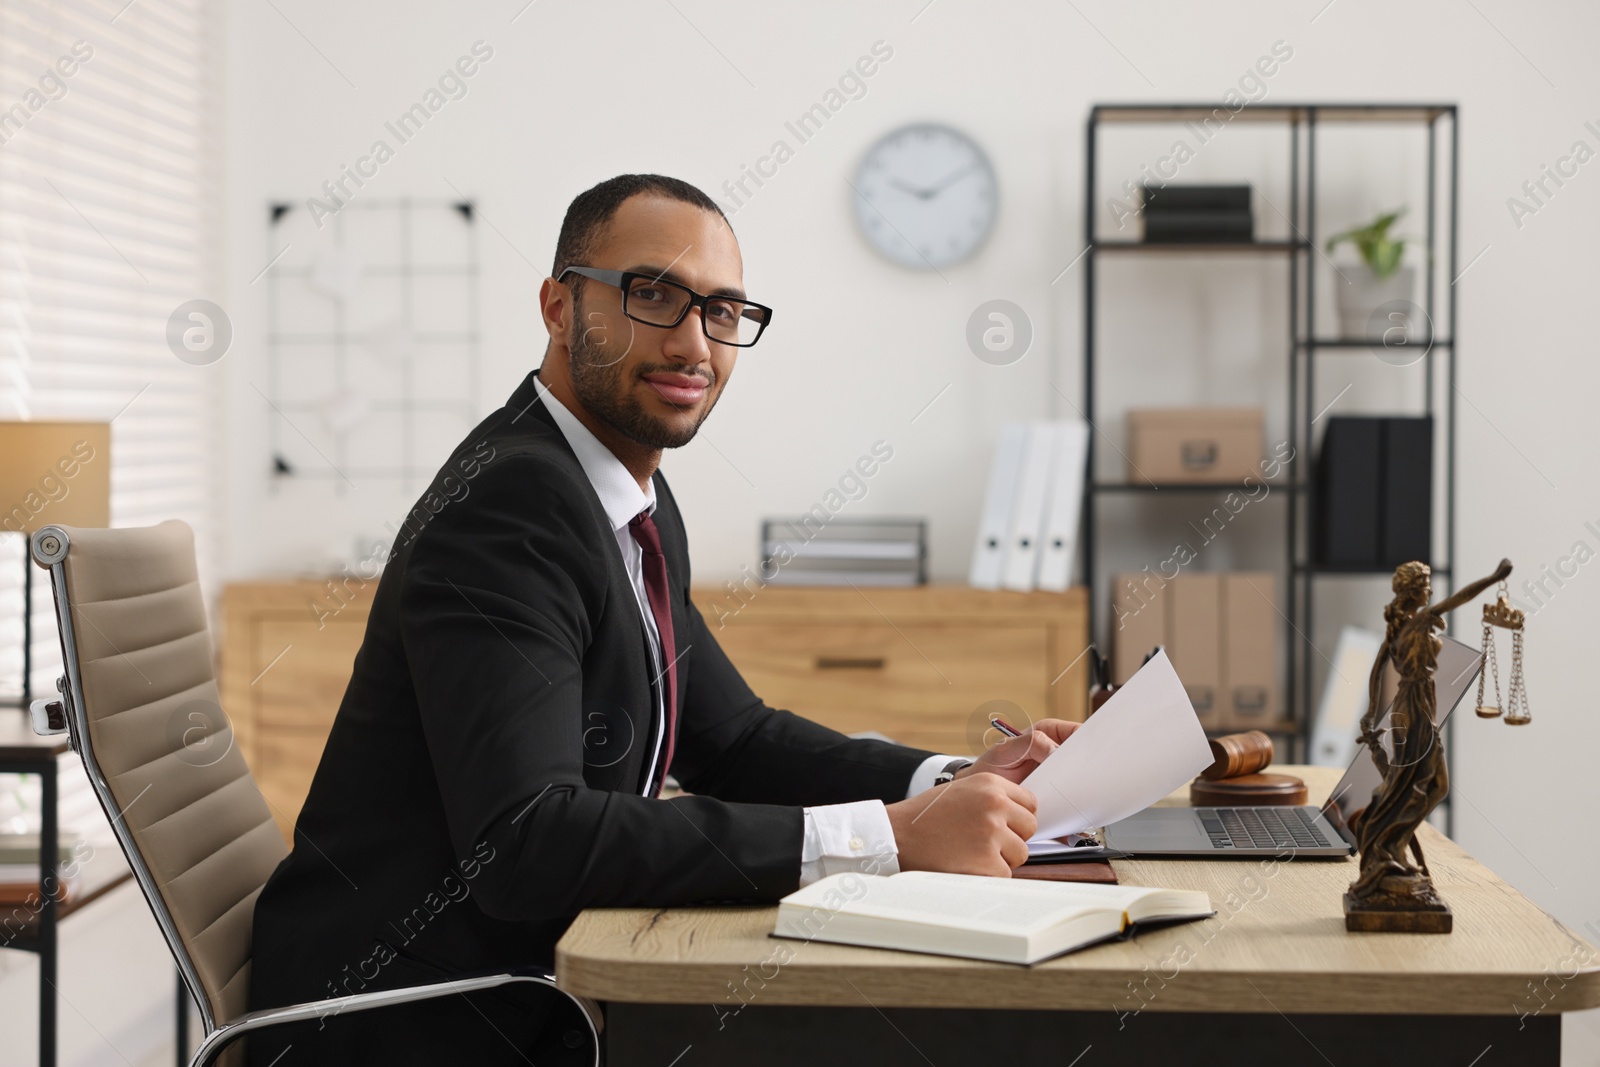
[629,510,678,787]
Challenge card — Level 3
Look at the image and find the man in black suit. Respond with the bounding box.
[246,174,1076,1064]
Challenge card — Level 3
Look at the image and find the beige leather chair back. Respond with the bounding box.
[48,521,286,1028]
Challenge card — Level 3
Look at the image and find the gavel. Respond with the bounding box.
[1199,730,1276,780]
[1190,730,1307,807]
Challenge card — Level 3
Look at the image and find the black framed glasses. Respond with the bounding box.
[558,265,773,348]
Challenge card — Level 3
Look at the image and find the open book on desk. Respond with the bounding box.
[773,871,1212,966]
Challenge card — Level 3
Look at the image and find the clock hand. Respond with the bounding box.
[887,176,935,199]
[925,161,980,197]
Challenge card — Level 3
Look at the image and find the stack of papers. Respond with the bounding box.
[1023,650,1213,857]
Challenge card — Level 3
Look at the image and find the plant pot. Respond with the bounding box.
[1333,265,1416,340]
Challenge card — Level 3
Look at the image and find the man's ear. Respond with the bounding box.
[538,278,577,378]
[539,276,572,344]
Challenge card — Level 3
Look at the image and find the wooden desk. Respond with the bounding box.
[557,766,1599,1066]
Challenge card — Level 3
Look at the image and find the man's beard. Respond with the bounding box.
[566,301,719,450]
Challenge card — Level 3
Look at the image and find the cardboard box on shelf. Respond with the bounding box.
[1127,408,1265,484]
[1111,571,1167,687]
[1107,570,1283,730]
[1221,572,1279,728]
[1168,574,1221,727]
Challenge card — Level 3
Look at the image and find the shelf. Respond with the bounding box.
[1294,564,1453,577]
[1092,103,1454,125]
[1299,338,1453,349]
[1083,100,1459,814]
[1093,240,1305,254]
[1092,482,1302,494]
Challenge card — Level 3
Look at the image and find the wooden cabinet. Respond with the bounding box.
[692,585,1090,754]
[219,581,372,841]
[218,581,1090,840]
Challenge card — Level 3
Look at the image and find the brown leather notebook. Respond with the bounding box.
[1013,860,1118,885]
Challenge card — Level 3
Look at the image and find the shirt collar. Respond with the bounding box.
[534,376,656,533]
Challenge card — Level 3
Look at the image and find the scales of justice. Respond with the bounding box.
[1344,557,1531,934]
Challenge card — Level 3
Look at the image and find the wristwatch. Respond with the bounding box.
[932,758,973,787]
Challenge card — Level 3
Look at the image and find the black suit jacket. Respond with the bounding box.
[246,371,932,1063]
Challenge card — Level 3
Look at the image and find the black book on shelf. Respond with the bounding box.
[1140,184,1252,213]
[1142,209,1254,243]
[1314,417,1383,567]
[1379,416,1433,566]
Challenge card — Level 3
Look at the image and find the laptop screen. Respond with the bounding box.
[1318,634,1484,847]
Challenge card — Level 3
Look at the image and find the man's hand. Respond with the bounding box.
[885,773,1037,877]
[956,718,1080,785]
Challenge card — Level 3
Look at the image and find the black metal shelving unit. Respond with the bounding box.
[1081,103,1459,766]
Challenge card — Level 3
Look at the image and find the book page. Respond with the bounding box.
[847,873,1102,934]
[1127,889,1215,923]
[785,872,1163,937]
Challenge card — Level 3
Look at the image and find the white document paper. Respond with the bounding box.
[1025,650,1214,840]
[1025,835,1112,859]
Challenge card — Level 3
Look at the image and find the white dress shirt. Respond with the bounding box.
[533,379,956,885]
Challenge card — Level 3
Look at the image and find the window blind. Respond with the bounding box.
[0,0,221,701]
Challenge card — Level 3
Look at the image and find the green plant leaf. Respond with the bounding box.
[1371,238,1405,279]
[1327,208,1407,275]
[1369,210,1403,237]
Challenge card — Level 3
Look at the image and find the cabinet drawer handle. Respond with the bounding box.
[815,656,886,671]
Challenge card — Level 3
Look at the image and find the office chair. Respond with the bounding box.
[25,521,602,1066]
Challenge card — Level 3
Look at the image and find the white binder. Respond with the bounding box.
[1001,422,1059,592]
[1034,420,1090,592]
[969,423,1027,589]
[1311,626,1383,768]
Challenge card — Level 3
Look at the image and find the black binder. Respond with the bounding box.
[1315,417,1382,567]
[1380,417,1433,566]
[1314,415,1434,569]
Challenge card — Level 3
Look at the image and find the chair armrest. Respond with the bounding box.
[190,967,600,1067]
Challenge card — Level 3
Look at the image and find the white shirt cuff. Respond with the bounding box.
[798,800,899,886]
[905,753,964,798]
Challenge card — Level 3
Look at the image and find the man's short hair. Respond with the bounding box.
[551,174,730,294]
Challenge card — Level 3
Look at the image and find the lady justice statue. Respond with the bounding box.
[1344,557,1513,933]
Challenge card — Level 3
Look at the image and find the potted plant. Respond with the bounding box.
[1326,209,1415,340]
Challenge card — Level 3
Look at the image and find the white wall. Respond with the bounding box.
[218,0,1600,1056]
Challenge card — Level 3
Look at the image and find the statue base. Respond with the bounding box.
[1344,875,1453,933]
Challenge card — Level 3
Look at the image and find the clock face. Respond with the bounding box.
[852,123,999,270]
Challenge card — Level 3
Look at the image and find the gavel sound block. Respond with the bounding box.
[1188,730,1308,806]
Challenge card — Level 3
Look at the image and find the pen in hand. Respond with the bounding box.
[986,714,1100,849]
[989,716,1024,739]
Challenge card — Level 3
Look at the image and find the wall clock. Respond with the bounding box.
[851,122,999,270]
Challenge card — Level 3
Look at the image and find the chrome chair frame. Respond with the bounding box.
[27,524,601,1066]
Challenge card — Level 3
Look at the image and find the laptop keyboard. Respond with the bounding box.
[1199,806,1336,850]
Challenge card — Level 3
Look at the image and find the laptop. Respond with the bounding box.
[1099,634,1483,859]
